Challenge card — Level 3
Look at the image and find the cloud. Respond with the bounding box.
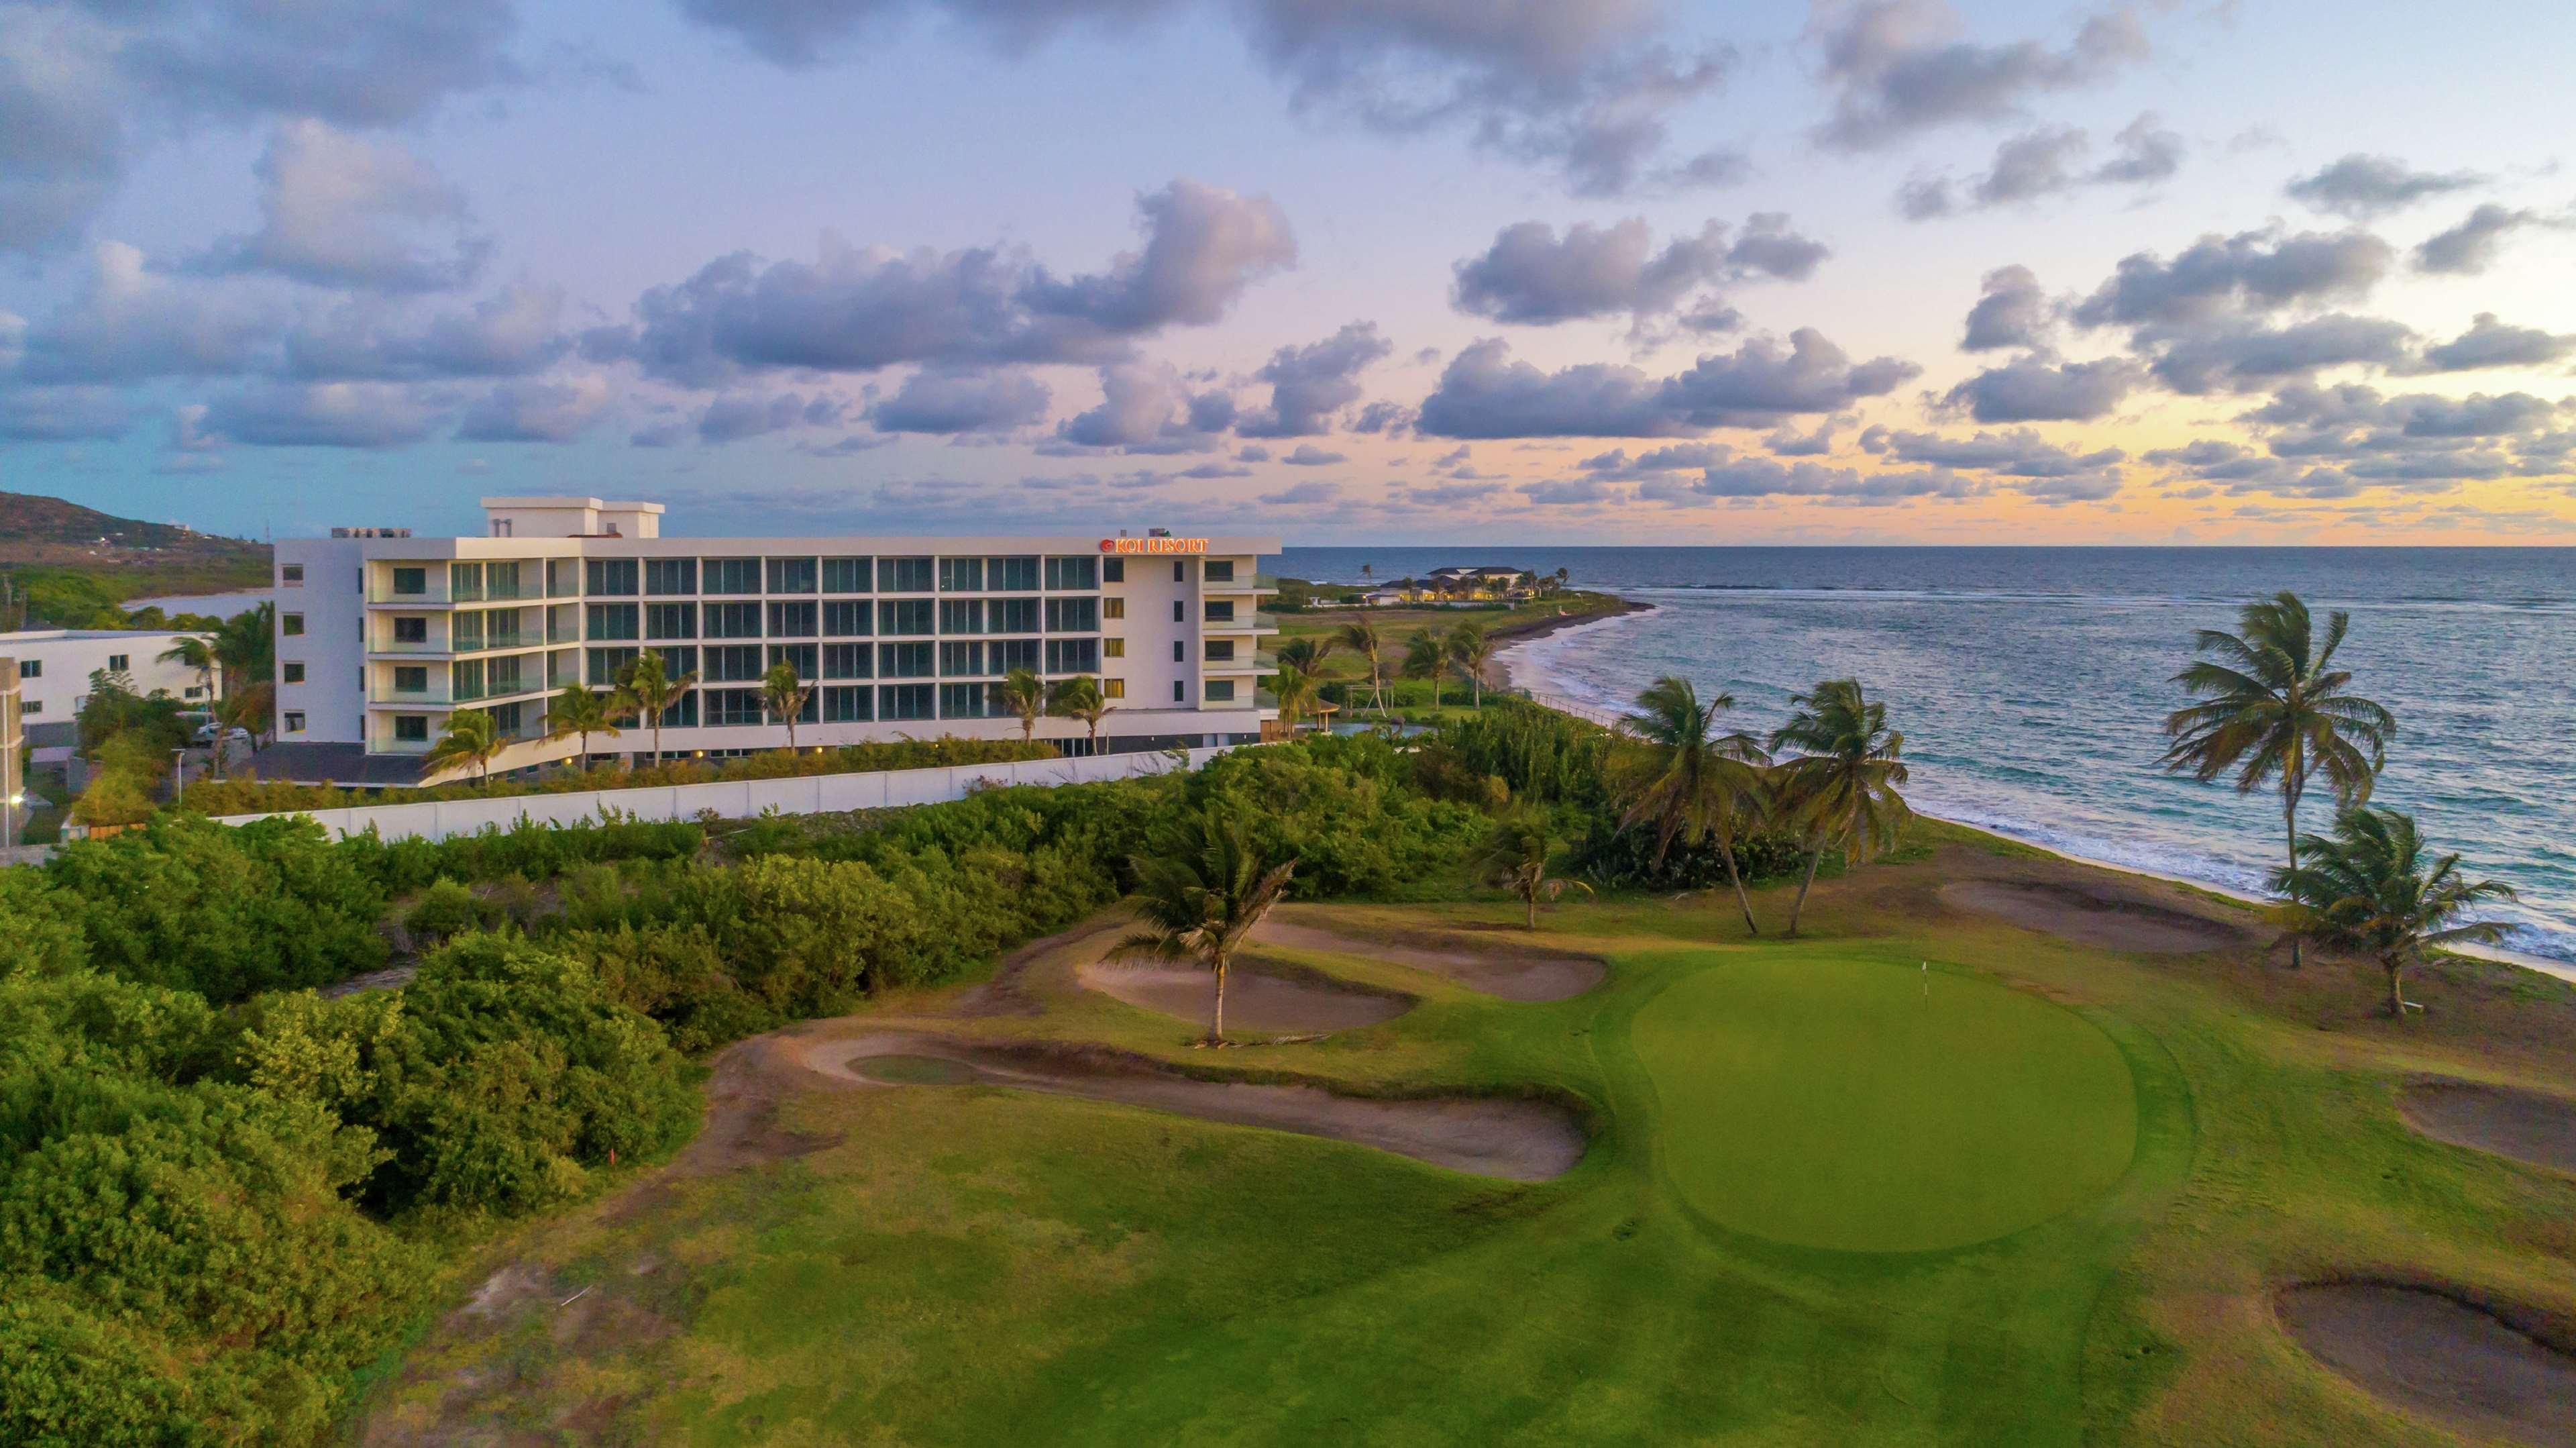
[2163,380,2576,495]
[1656,452,1986,505]
[199,380,441,448]
[1810,0,2149,151]
[1053,361,1230,450]
[1942,354,2141,421]
[697,390,846,442]
[1259,479,1340,505]
[282,283,570,380]
[7,241,280,383]
[2146,313,2418,395]
[0,11,127,254]
[2071,227,2393,328]
[1522,476,1621,505]
[1862,425,2122,476]
[2416,313,2576,373]
[199,120,487,292]
[0,384,132,441]
[678,0,1731,196]
[1962,264,2047,351]
[606,178,1294,386]
[868,367,1048,433]
[1417,329,1917,438]
[455,376,613,442]
[1280,443,1345,465]
[2412,203,2554,276]
[1450,214,1826,327]
[2091,112,2183,185]
[2284,153,2484,219]
[1237,320,1391,437]
[1901,111,2182,219]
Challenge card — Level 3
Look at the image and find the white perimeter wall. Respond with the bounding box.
[208,744,1236,843]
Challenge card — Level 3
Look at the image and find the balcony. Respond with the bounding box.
[1201,611,1279,633]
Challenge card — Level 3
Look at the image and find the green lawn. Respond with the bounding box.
[360,841,2576,1446]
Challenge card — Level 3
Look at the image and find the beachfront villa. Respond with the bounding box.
[256,497,1281,786]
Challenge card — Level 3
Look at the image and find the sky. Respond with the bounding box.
[5,0,2575,546]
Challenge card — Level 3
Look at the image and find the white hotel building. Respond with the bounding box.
[261,497,1281,786]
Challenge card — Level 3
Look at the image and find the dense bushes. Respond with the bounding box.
[176,734,1059,815]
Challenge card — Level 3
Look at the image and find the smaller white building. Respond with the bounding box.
[0,628,222,725]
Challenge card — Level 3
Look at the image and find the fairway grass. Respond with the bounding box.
[359,836,2576,1447]
[1635,955,2139,1252]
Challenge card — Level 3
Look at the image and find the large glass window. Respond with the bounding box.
[1206,559,1236,582]
[451,562,486,601]
[822,556,871,593]
[877,556,934,593]
[1206,678,1237,703]
[879,641,934,678]
[704,645,761,682]
[991,598,1039,634]
[768,643,818,678]
[586,647,639,686]
[586,603,639,641]
[392,615,429,645]
[583,559,637,597]
[939,682,996,719]
[879,682,934,721]
[1102,558,1124,583]
[651,692,699,729]
[645,602,696,639]
[705,689,762,727]
[1046,638,1100,674]
[937,556,984,592]
[822,685,872,722]
[823,600,871,637]
[393,665,429,693]
[1204,599,1236,622]
[394,715,429,741]
[704,601,761,638]
[645,558,698,595]
[702,557,761,594]
[880,599,934,635]
[992,638,1039,673]
[988,556,1040,590]
[451,613,485,652]
[451,659,485,701]
[938,641,987,676]
[822,643,872,679]
[648,645,697,680]
[392,566,427,596]
[938,599,983,635]
[766,600,818,637]
[547,558,580,597]
[1044,556,1099,590]
[1045,597,1099,633]
[1205,639,1236,661]
[766,556,818,594]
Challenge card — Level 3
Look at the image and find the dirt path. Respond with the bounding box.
[2400,1081,2576,1176]
[2277,1283,2576,1445]
[804,1030,1587,1182]
[1940,878,2249,955]
[1252,913,1606,1002]
[1076,959,1413,1034]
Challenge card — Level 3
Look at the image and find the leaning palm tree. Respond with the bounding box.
[157,635,217,703]
[1338,619,1391,715]
[1049,673,1110,754]
[1119,811,1296,1043]
[1616,676,1772,934]
[1271,665,1318,733]
[2162,590,2396,969]
[761,660,815,749]
[1769,678,1912,938]
[1470,808,1592,929]
[1402,630,1451,711]
[1449,622,1496,708]
[214,603,274,690]
[2273,807,2515,1019]
[546,681,622,767]
[614,649,696,768]
[997,667,1046,743]
[423,708,506,788]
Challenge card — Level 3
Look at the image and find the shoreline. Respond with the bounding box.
[1486,595,1654,691]
[1495,596,2576,988]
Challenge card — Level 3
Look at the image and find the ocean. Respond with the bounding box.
[1279,547,2576,966]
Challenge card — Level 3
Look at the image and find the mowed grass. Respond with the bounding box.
[360,838,2576,1447]
[1637,956,2139,1252]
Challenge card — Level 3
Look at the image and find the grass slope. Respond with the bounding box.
[358,832,2576,1447]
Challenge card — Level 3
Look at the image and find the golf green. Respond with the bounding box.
[1635,955,2139,1253]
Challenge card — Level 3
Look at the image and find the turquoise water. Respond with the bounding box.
[1281,548,2576,964]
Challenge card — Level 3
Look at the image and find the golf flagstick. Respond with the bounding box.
[1921,961,1927,998]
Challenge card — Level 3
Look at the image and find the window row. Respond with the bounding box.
[574,554,1110,597]
[579,596,1105,641]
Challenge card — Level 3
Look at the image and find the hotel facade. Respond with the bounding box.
[263,497,1281,785]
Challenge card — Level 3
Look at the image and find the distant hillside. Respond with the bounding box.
[0,490,270,627]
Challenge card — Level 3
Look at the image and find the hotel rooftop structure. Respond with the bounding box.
[258,497,1280,786]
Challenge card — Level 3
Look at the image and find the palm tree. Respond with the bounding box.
[761,660,815,749]
[546,681,622,767]
[205,680,272,778]
[157,635,217,703]
[1271,665,1318,733]
[214,603,275,690]
[998,667,1046,743]
[2273,807,2515,1018]
[1338,619,1391,714]
[2163,590,2395,969]
[614,650,696,767]
[1402,630,1451,711]
[1119,811,1295,1043]
[1049,674,1110,754]
[1471,809,1592,929]
[1769,678,1912,938]
[1616,676,1772,934]
[1449,623,1495,708]
[423,709,506,788]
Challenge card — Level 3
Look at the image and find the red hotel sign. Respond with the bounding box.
[1098,536,1209,554]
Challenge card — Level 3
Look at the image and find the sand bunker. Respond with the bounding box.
[2401,1081,2576,1176]
[808,1032,1586,1181]
[1941,880,2245,955]
[1251,918,1607,1002]
[1077,958,1412,1034]
[2278,1283,2576,1445]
